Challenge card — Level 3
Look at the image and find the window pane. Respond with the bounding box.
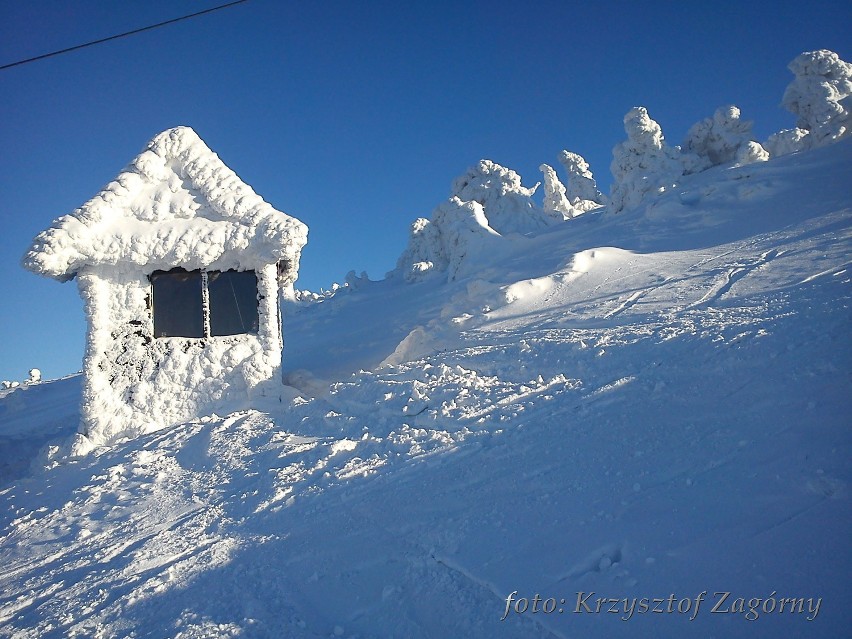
[151,269,204,338]
[208,270,259,336]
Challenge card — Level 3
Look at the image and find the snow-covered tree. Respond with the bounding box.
[28,368,42,384]
[450,160,553,235]
[394,216,446,281]
[784,49,851,143]
[393,160,558,281]
[764,127,811,157]
[767,49,852,155]
[608,107,683,214]
[683,105,768,170]
[538,163,574,219]
[393,197,502,282]
[557,150,607,212]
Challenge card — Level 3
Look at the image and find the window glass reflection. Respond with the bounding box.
[208,270,259,336]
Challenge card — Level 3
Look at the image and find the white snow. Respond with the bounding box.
[392,159,559,282]
[392,196,504,282]
[2,136,849,638]
[449,159,548,236]
[2,55,852,638]
[782,49,852,146]
[538,163,574,219]
[764,126,811,157]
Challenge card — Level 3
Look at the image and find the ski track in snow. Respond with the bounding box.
[684,248,781,310]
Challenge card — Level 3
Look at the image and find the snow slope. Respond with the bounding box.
[1,141,850,638]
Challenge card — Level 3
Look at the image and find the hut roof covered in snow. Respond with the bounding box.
[22,126,308,282]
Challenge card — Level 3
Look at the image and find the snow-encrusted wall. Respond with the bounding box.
[76,264,282,451]
[23,126,308,454]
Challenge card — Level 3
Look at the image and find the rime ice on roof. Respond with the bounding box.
[23,126,308,453]
[23,126,307,285]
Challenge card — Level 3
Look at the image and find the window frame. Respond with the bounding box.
[149,267,260,339]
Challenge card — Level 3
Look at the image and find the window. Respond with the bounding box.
[208,270,260,336]
[150,268,259,338]
[151,269,204,338]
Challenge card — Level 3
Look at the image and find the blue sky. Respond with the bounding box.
[1,0,849,382]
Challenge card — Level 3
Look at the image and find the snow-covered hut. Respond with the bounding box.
[22,126,308,453]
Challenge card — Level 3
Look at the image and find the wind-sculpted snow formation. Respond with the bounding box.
[608,50,850,214]
[538,163,574,219]
[449,160,551,235]
[396,50,851,285]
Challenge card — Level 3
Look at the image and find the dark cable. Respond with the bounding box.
[0,0,250,71]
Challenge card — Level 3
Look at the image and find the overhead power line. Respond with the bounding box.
[0,0,251,71]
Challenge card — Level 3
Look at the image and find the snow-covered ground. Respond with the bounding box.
[1,140,850,638]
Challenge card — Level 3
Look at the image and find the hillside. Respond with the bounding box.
[1,140,850,638]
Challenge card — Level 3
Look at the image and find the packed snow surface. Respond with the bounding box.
[1,140,850,638]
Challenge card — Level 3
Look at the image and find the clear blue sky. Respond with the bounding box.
[1,0,849,382]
